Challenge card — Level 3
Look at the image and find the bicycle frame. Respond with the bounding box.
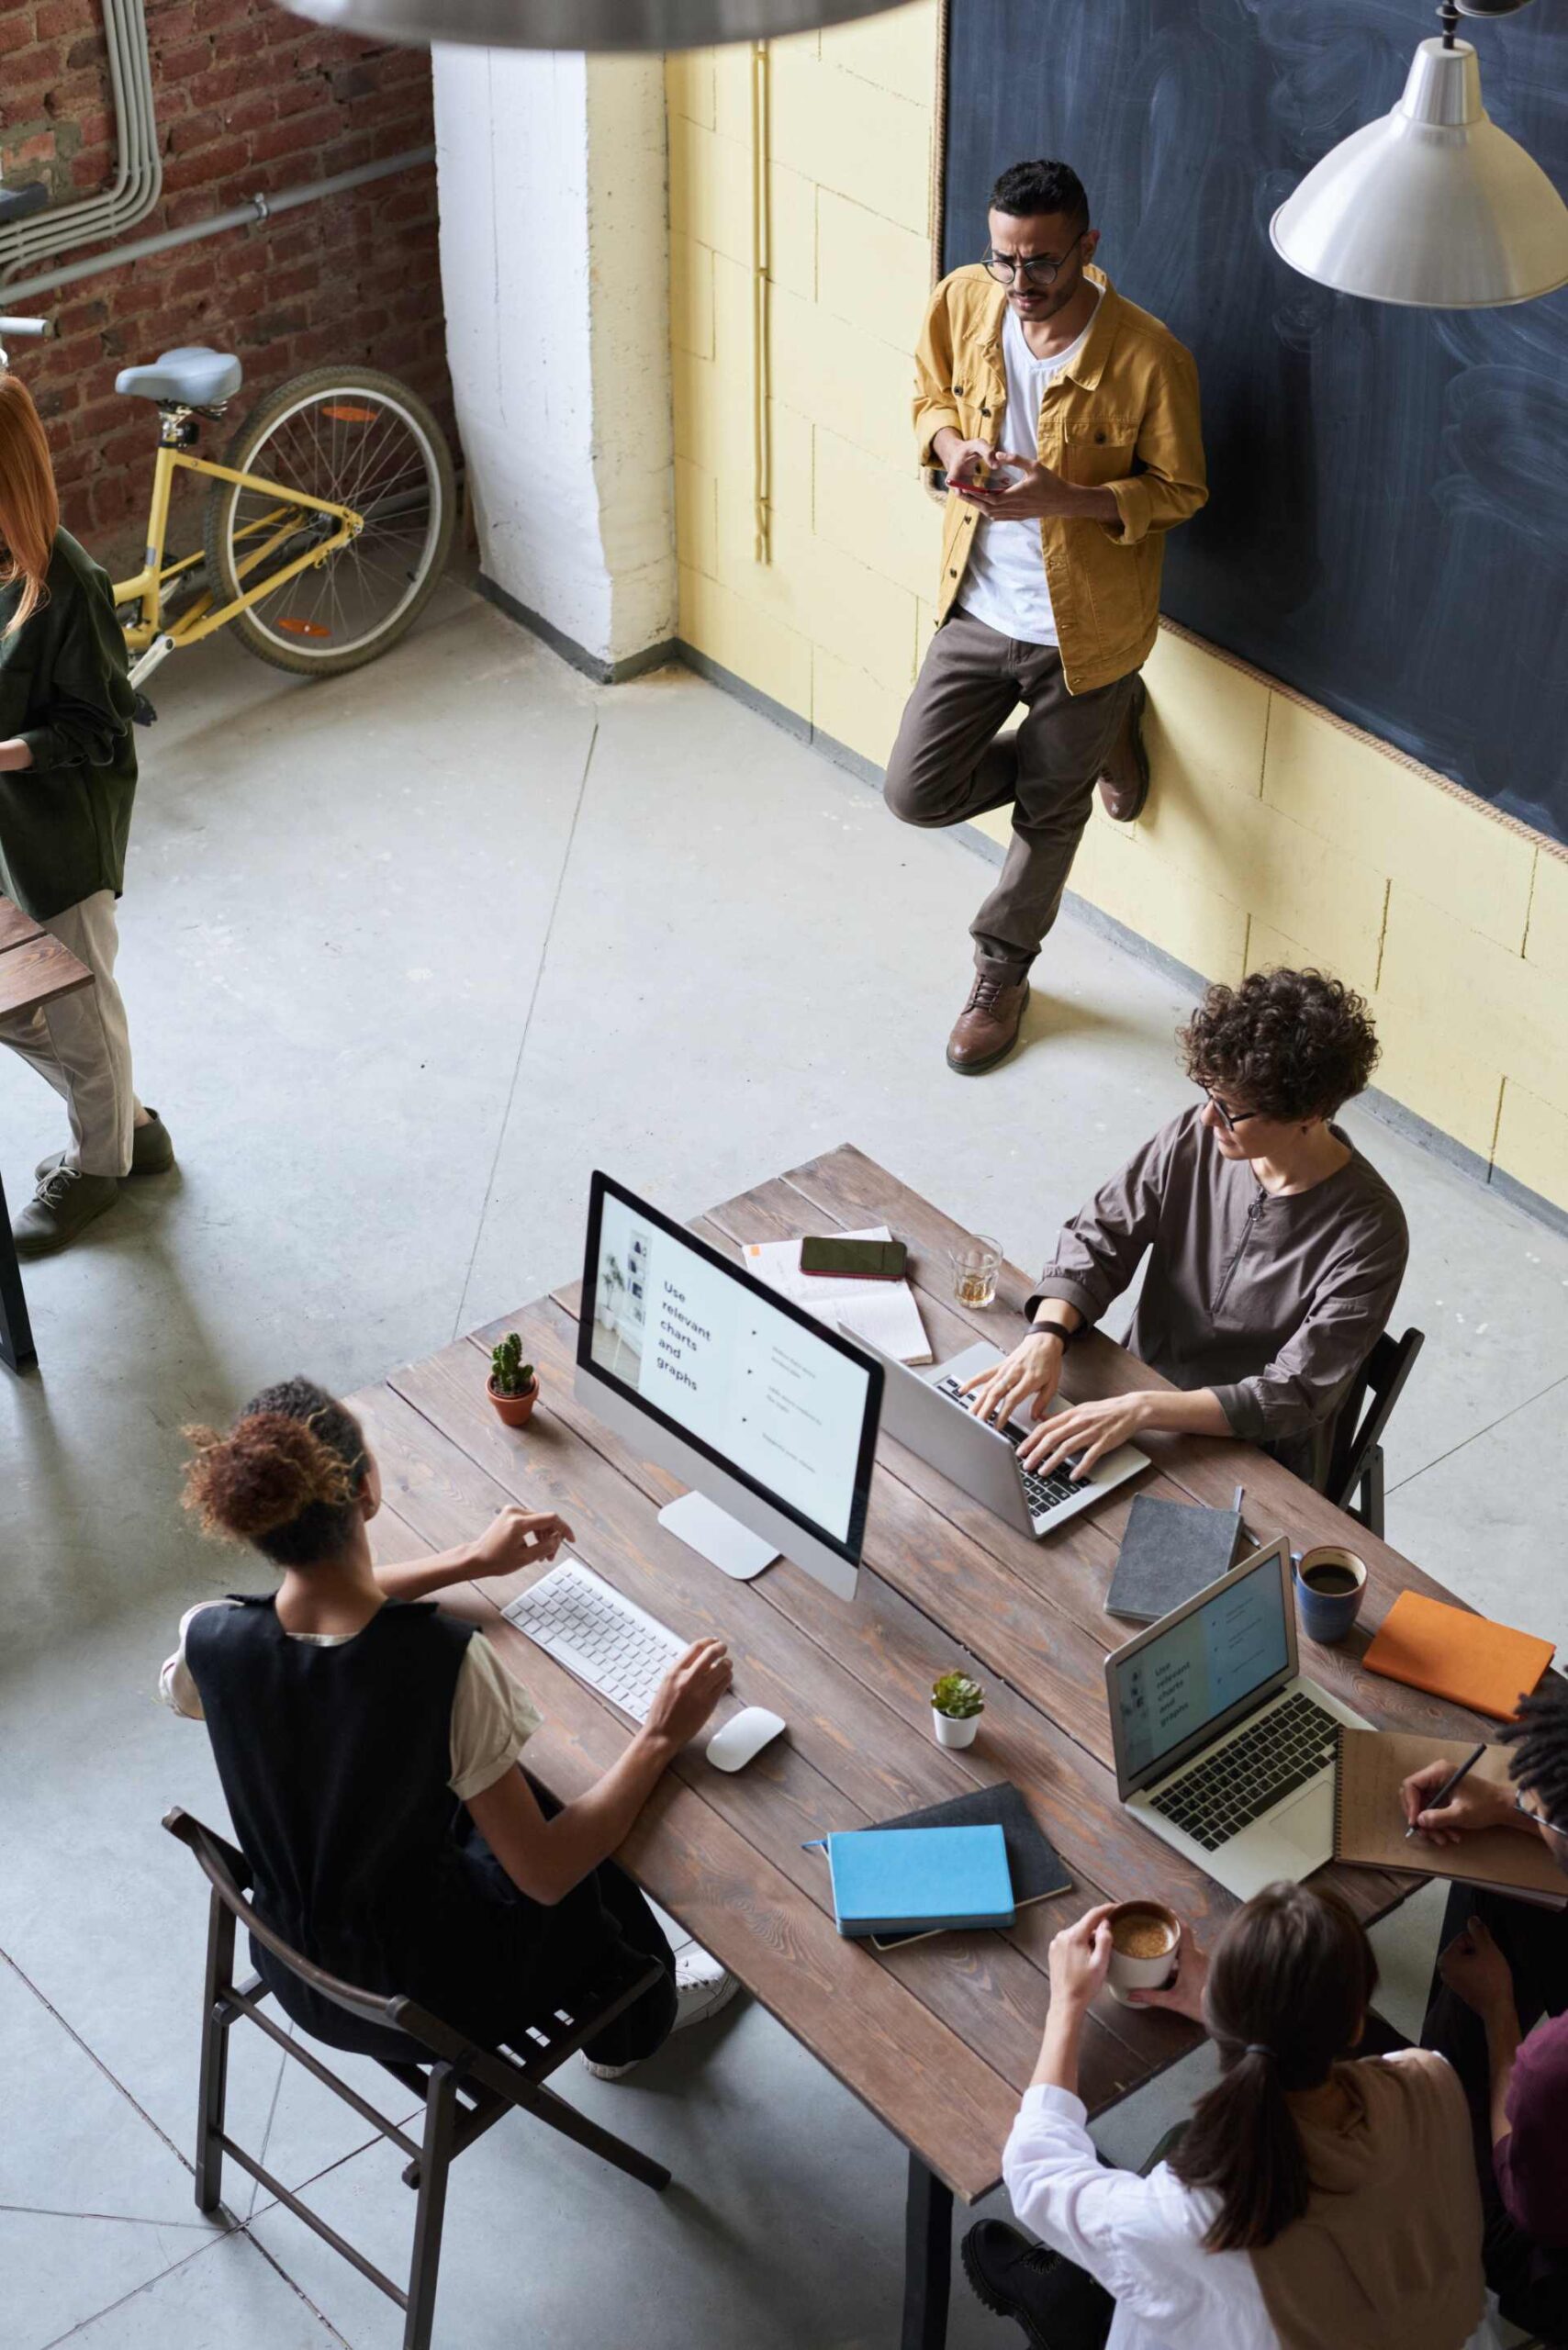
[114,420,363,680]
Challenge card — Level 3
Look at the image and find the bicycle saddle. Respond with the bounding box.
[114,346,242,405]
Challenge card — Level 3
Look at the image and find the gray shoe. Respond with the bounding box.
[36,1109,174,1185]
[12,1167,120,1257]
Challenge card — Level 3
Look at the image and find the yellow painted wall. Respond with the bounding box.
[666,4,1568,1214]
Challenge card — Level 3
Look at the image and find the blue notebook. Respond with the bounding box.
[821,1823,1014,1939]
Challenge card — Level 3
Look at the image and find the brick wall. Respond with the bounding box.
[0,0,451,566]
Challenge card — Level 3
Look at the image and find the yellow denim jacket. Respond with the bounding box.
[913,266,1206,692]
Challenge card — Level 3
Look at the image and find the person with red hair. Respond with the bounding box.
[0,371,171,1256]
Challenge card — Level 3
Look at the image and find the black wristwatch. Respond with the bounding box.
[1030,1315,1077,1346]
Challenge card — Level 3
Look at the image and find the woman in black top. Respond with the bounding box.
[162,1376,737,2075]
[0,371,172,1259]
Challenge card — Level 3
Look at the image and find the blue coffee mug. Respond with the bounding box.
[1294,1545,1367,1644]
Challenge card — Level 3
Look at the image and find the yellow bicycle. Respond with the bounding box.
[2,317,455,690]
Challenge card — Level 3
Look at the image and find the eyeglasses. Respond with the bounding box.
[1516,1791,1568,1840]
[982,233,1086,289]
[1201,1087,1263,1133]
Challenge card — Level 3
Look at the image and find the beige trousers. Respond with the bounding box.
[0,891,141,1178]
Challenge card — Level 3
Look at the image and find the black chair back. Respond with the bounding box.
[1327,1326,1425,1539]
[162,1807,462,2061]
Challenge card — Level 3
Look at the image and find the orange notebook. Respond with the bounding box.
[1362,1590,1554,1722]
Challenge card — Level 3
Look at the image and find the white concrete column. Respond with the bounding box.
[432,47,676,677]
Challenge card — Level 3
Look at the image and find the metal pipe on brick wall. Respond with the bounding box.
[0,147,435,306]
[0,0,163,281]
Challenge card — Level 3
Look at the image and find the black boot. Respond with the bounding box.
[961,2220,1114,2350]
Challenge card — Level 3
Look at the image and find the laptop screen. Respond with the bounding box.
[1110,1547,1292,1788]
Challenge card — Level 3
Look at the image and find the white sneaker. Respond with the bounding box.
[671,1942,740,2032]
[580,1945,740,2081]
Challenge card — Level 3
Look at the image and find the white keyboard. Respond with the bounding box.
[501,1559,685,1723]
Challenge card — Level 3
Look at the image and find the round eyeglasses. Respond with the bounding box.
[982,234,1086,290]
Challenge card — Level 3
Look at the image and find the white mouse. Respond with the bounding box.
[704,1705,787,1774]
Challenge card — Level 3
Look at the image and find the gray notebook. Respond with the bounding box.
[1105,1494,1249,1624]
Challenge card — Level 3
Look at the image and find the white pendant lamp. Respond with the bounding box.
[1271,2,1568,307]
[274,0,893,45]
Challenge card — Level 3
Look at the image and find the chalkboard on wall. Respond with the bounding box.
[940,0,1568,847]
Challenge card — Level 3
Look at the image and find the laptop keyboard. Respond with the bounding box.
[1149,1692,1340,1852]
[935,1373,1086,1518]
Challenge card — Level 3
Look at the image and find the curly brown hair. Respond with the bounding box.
[183,1377,366,1568]
[1179,968,1380,1123]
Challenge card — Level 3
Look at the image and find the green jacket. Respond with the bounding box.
[0,528,138,922]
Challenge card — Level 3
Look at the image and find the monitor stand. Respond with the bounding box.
[656,1490,778,1581]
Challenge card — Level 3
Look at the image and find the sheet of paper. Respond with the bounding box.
[741,1228,932,1365]
[831,1283,932,1366]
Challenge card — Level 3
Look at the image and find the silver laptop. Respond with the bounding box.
[874,1338,1150,1538]
[1106,1539,1371,1901]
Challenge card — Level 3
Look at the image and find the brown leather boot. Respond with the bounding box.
[946,973,1030,1073]
[1097,673,1149,822]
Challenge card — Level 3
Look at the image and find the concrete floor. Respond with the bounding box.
[3,579,1564,2348]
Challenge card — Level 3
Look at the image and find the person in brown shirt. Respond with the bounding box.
[963,968,1408,1491]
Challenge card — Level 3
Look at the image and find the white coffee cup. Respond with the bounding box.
[1103,1900,1181,2006]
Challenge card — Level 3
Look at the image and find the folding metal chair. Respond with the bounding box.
[163,1807,670,2350]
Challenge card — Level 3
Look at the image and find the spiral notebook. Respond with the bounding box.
[1332,1729,1566,1906]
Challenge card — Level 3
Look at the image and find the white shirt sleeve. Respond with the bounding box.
[1002,2085,1260,2345]
[158,1600,236,1718]
[448,1632,543,1802]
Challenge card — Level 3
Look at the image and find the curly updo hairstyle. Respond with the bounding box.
[1179,968,1381,1124]
[183,1377,368,1568]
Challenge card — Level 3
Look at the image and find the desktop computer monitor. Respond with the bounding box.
[575,1171,883,1603]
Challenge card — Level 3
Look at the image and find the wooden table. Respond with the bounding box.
[0,894,95,1373]
[352,1147,1498,2349]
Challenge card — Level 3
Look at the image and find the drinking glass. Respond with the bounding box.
[950,1234,1002,1309]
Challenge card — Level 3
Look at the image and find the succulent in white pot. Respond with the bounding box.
[931,1670,984,1749]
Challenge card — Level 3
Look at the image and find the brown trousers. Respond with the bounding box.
[883,610,1137,979]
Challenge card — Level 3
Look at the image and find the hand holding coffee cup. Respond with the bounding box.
[1124,1919,1209,2021]
[1103,1899,1182,2006]
[1294,1545,1368,1644]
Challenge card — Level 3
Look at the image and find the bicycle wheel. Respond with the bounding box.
[202,365,456,677]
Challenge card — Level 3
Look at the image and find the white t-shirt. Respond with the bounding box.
[160,1600,543,1804]
[958,292,1101,647]
[1003,2080,1505,2350]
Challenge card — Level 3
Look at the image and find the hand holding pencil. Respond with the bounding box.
[1400,1744,1511,1845]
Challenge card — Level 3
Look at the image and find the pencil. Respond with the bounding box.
[1405,1740,1488,1841]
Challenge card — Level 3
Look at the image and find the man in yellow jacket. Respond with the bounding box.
[889,159,1206,1073]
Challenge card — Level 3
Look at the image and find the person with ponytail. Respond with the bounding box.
[0,371,171,1258]
[963,1881,1505,2350]
[161,1377,739,2077]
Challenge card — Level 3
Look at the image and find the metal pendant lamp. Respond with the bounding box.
[274,0,894,45]
[1271,0,1568,307]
